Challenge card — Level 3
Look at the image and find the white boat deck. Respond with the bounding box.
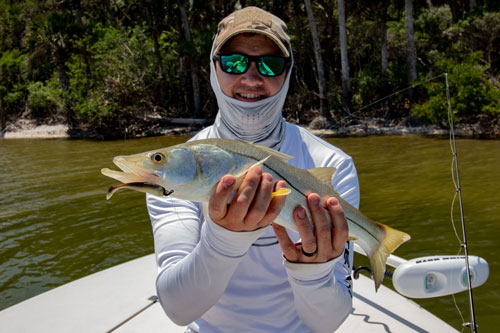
[0,254,458,332]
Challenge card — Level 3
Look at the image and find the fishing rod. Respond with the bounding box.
[445,73,477,332]
[340,73,480,332]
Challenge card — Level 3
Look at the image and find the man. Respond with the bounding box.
[147,6,360,332]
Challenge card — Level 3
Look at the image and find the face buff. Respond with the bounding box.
[209,41,294,151]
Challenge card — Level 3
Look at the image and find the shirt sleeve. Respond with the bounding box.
[147,194,267,326]
[282,152,359,331]
[331,157,360,209]
[284,257,353,330]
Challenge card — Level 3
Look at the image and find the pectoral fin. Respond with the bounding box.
[233,157,291,200]
[233,155,272,189]
[222,156,274,205]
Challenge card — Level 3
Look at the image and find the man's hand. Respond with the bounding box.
[209,166,287,231]
[272,194,348,263]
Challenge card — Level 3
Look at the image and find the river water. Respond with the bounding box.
[0,135,498,330]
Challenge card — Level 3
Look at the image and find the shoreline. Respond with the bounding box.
[3,124,70,139]
[2,118,499,140]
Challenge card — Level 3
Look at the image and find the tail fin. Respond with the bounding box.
[369,223,411,290]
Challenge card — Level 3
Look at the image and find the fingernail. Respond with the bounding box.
[223,177,235,187]
[297,207,306,219]
[263,173,272,182]
[310,195,320,206]
[327,197,339,207]
[253,167,262,176]
[276,180,287,189]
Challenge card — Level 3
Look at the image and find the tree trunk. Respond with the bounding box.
[380,3,388,75]
[405,0,417,104]
[143,0,167,108]
[151,30,164,76]
[338,0,351,116]
[0,104,6,138]
[449,0,462,23]
[145,0,164,78]
[304,0,330,126]
[73,0,83,26]
[55,50,76,127]
[316,0,335,80]
[179,0,201,117]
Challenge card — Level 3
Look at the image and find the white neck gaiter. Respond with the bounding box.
[209,42,294,150]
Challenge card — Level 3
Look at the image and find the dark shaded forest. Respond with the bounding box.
[1,0,499,139]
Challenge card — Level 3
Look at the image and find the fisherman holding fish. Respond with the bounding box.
[148,6,360,332]
[103,5,410,328]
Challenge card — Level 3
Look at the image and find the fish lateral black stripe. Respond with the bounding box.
[346,216,378,243]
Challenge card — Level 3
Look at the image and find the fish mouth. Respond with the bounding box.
[101,156,171,199]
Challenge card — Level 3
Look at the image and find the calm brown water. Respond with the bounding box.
[0,135,498,330]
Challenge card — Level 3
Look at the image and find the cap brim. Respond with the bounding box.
[213,29,290,58]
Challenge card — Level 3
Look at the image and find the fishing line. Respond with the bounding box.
[449,103,462,245]
[169,195,185,229]
[353,73,447,115]
[452,247,466,333]
[318,73,448,137]
[453,295,466,333]
[166,195,199,234]
[445,72,477,332]
[449,167,472,333]
[451,290,467,333]
[450,190,462,245]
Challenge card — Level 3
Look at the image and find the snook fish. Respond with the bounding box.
[101,138,410,290]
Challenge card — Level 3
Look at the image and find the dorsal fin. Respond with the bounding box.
[308,167,336,185]
[255,144,294,162]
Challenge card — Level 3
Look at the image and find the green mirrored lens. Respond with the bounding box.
[258,56,286,76]
[221,54,248,74]
[218,54,287,76]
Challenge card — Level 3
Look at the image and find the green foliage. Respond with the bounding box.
[0,1,498,135]
[414,6,453,55]
[68,24,160,124]
[412,52,500,124]
[27,78,64,118]
[0,48,26,83]
[0,48,27,115]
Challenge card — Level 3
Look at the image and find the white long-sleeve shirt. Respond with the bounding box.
[147,122,360,332]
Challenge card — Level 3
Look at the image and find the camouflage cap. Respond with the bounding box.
[213,6,290,58]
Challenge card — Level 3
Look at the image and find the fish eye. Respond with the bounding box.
[151,152,166,165]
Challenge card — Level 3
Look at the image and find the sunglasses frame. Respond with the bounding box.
[213,53,289,77]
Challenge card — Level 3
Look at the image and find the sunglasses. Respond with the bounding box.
[213,53,289,77]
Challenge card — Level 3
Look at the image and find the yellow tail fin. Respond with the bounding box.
[369,223,411,290]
